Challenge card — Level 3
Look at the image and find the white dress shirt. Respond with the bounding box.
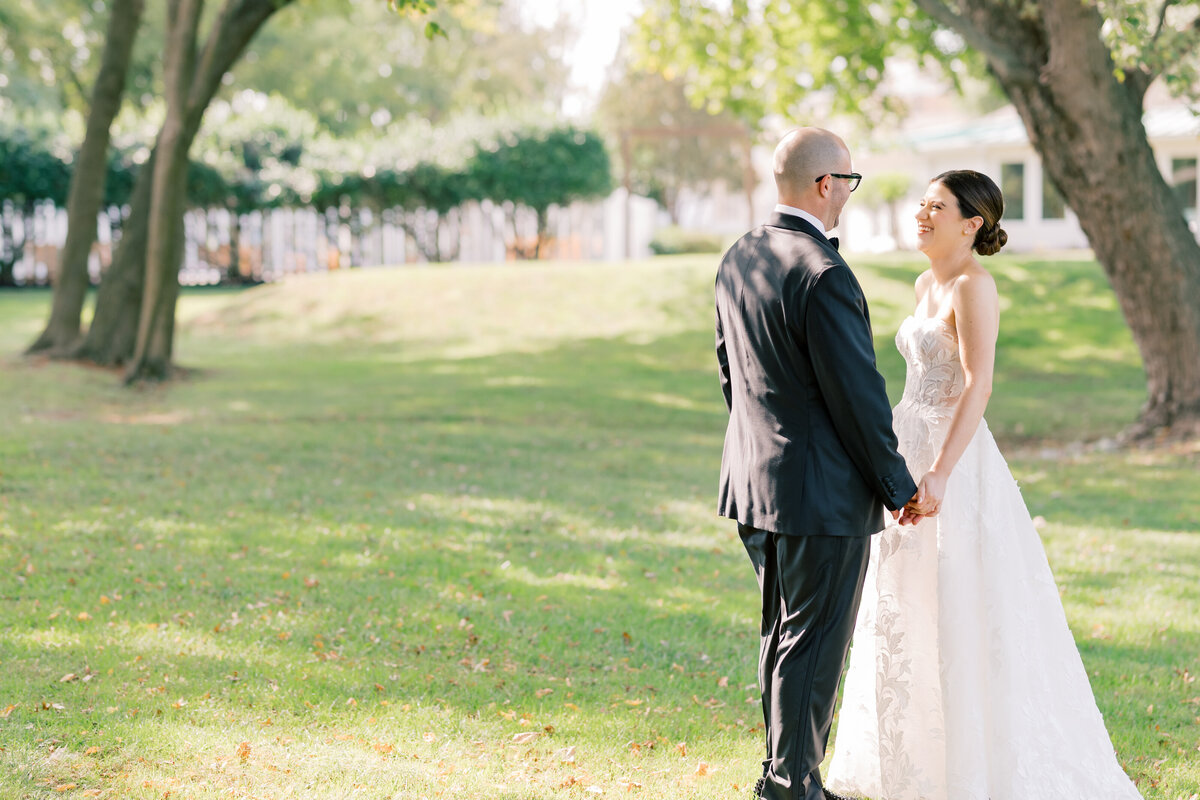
[774,204,828,238]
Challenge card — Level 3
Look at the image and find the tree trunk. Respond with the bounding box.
[887,201,902,249]
[922,0,1200,440]
[125,0,202,383]
[534,208,548,259]
[73,150,154,365]
[0,201,17,287]
[228,206,242,282]
[75,0,295,373]
[27,0,145,355]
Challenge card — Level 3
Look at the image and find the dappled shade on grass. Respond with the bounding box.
[0,255,1196,798]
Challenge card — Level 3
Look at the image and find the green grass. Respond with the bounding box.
[0,253,1197,799]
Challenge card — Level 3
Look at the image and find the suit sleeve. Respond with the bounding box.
[716,306,732,413]
[804,266,917,510]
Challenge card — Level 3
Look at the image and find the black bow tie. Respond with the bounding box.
[828,236,840,251]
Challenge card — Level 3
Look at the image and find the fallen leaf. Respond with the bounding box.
[0,704,16,718]
[555,746,576,763]
[85,746,101,755]
[53,784,77,792]
[536,688,554,698]
[423,732,437,742]
[675,742,688,757]
[511,732,539,744]
[237,742,251,761]
[695,761,710,776]
[718,676,729,688]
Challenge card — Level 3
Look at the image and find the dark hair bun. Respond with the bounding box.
[975,224,1007,256]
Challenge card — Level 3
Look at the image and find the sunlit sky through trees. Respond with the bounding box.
[521,0,644,115]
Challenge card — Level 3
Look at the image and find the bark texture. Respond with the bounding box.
[74,0,294,375]
[914,0,1200,439]
[125,0,203,382]
[27,0,145,356]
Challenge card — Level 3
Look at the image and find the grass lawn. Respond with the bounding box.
[0,253,1197,800]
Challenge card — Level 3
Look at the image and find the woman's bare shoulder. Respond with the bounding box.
[954,265,998,301]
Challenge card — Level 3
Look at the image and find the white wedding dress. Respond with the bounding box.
[824,315,1142,800]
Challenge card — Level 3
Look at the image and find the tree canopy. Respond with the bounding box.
[636,0,1200,439]
[633,0,1200,127]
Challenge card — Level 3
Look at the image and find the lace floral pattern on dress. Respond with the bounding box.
[824,316,1143,800]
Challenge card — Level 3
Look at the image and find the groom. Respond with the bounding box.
[715,127,921,800]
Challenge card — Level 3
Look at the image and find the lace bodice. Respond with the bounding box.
[826,314,1145,800]
[895,315,964,415]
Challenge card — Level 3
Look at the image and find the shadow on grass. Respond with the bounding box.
[3,323,1192,772]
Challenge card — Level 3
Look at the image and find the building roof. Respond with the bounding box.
[900,100,1200,153]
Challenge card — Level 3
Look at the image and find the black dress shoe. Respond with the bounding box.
[822,788,859,800]
[820,786,859,800]
[751,777,766,797]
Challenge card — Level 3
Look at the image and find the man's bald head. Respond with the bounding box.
[772,127,854,230]
[773,127,850,196]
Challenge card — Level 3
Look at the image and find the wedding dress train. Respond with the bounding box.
[824,315,1142,800]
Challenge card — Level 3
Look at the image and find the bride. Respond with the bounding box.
[823,170,1143,800]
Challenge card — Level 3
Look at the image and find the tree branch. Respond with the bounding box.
[1179,13,1200,61]
[64,69,92,115]
[186,0,298,135]
[1150,0,1177,47]
[1124,66,1155,104]
[910,0,1040,85]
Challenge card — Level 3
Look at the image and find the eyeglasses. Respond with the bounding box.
[815,172,862,192]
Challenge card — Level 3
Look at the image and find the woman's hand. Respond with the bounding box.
[914,471,947,516]
[898,471,947,525]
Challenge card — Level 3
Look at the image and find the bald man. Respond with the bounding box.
[715,128,918,800]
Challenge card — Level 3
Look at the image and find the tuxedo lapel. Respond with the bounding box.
[766,212,839,253]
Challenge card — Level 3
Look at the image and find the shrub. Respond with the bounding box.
[649,226,728,255]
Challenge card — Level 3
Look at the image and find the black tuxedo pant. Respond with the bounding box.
[739,524,871,800]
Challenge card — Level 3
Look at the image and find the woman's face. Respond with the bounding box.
[915,181,975,255]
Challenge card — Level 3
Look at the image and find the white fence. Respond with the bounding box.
[0,190,669,287]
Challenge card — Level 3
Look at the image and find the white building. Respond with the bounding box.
[844,97,1200,253]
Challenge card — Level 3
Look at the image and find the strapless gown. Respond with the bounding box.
[824,315,1142,800]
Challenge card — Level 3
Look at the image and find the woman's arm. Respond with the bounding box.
[914,270,1000,513]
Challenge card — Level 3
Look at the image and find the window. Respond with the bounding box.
[1001,163,1025,220]
[1172,157,1197,221]
[1042,169,1066,219]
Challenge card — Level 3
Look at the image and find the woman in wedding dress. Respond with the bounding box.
[823,170,1143,800]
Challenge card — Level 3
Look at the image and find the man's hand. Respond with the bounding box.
[897,472,946,526]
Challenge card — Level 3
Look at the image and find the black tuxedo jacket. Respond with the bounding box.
[715,212,916,537]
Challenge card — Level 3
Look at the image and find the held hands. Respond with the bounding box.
[894,471,947,526]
